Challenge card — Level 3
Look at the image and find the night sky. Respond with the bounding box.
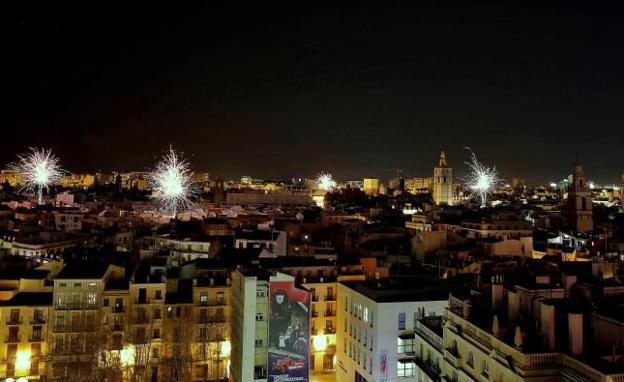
[5,2,624,184]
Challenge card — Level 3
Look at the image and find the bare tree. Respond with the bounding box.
[193,307,229,381]
[161,305,194,381]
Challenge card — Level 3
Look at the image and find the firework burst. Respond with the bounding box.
[147,146,197,216]
[316,172,336,192]
[463,148,501,207]
[10,147,66,203]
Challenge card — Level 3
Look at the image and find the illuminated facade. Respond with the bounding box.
[433,150,453,205]
[48,263,125,380]
[336,280,448,382]
[230,270,271,381]
[304,280,338,374]
[0,293,51,380]
[567,160,593,233]
[363,178,380,196]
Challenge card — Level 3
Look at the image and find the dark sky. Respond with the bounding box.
[5,1,624,184]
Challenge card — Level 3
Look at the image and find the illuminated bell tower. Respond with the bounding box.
[567,159,593,233]
[433,150,453,205]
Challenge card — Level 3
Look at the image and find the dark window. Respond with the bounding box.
[398,312,406,330]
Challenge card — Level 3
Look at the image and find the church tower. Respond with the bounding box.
[567,159,593,233]
[433,150,453,205]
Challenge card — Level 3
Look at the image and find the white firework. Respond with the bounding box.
[316,172,336,192]
[11,147,66,203]
[147,146,196,216]
[463,148,501,207]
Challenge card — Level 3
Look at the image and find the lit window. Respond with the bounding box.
[397,361,415,377]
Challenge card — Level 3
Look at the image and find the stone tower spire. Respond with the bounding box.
[433,150,453,205]
[567,158,593,233]
[439,150,448,167]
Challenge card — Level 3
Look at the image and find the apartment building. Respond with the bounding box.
[336,278,450,382]
[47,262,125,380]
[0,292,51,380]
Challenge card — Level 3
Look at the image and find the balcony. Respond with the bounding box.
[324,310,336,317]
[53,323,97,333]
[325,294,336,302]
[311,311,319,317]
[325,327,336,335]
[415,321,443,351]
[135,298,151,305]
[29,335,44,342]
[311,295,319,302]
[5,335,20,343]
[194,334,225,343]
[54,303,98,311]
[196,315,227,324]
[414,357,441,382]
[112,307,125,314]
[133,317,150,325]
[443,348,460,368]
[6,319,22,326]
[30,318,46,325]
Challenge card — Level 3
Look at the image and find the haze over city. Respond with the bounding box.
[5,2,624,183]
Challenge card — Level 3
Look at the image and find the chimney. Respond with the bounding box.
[514,326,523,349]
[563,274,577,297]
[491,275,505,312]
[462,300,471,319]
[492,315,500,337]
[540,301,556,351]
[568,313,583,356]
[508,290,519,322]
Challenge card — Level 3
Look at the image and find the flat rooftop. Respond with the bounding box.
[340,277,453,303]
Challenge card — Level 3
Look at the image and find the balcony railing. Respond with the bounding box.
[6,319,22,326]
[196,315,227,324]
[30,318,46,325]
[29,335,44,342]
[54,303,98,310]
[5,335,20,343]
[325,295,336,301]
[112,307,125,313]
[53,324,98,333]
[415,320,443,351]
[324,310,336,317]
[325,327,336,334]
[311,311,319,317]
[195,334,226,343]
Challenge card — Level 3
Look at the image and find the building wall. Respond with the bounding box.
[336,283,448,382]
[0,305,49,379]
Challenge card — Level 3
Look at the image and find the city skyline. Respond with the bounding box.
[0,146,619,187]
[6,2,624,183]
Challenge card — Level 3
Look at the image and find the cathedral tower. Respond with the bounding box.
[433,150,453,205]
[567,159,593,233]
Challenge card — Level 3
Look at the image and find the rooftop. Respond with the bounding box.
[0,292,53,306]
[56,262,110,280]
[340,277,454,303]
